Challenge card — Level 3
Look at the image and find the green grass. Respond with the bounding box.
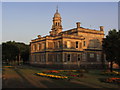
[23,66,120,88]
[3,65,120,88]
[75,70,120,88]
[17,66,91,88]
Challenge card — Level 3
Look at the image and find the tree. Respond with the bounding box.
[15,42,30,64]
[2,41,30,65]
[2,41,19,64]
[102,29,120,72]
[115,30,120,67]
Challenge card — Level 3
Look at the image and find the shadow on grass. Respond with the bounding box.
[40,79,91,88]
[2,77,37,88]
[13,69,37,88]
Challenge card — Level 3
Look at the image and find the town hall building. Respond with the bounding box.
[30,8,105,69]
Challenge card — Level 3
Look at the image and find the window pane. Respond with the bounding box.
[90,53,94,58]
[78,54,81,61]
[97,54,101,61]
[84,41,86,46]
[76,41,78,48]
[67,54,70,61]
[82,53,86,61]
[67,41,71,48]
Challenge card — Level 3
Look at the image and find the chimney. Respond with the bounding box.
[100,26,104,31]
[37,35,41,38]
[76,22,81,28]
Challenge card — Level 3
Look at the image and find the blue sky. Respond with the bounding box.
[2,2,118,44]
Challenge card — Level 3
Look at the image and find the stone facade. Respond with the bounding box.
[30,8,106,69]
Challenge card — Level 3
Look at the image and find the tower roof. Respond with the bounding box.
[54,6,61,18]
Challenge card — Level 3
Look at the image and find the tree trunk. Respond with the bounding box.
[110,61,113,72]
[18,54,21,65]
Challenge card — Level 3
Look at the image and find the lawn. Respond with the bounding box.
[2,65,120,88]
[35,69,120,88]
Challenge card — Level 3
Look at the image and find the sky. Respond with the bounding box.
[2,2,118,44]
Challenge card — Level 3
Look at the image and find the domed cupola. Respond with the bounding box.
[54,9,61,18]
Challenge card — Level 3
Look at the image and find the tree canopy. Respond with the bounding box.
[2,41,30,64]
[102,29,120,71]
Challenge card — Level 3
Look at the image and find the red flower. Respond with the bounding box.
[71,75,77,77]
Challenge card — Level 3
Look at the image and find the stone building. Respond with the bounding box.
[30,8,106,69]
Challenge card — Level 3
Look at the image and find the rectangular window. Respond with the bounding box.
[39,55,41,62]
[82,53,86,61]
[90,53,94,58]
[57,54,60,62]
[54,42,56,48]
[58,41,60,48]
[41,43,44,50]
[97,54,101,61]
[77,54,81,61]
[80,42,82,48]
[63,54,67,62]
[32,44,36,51]
[41,54,45,62]
[34,55,37,63]
[83,41,86,46]
[76,41,79,48]
[67,54,71,61]
[39,44,41,50]
[37,44,40,50]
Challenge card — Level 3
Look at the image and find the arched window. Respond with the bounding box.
[76,41,79,48]
[58,23,60,26]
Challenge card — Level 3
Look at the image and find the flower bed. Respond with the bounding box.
[101,70,120,76]
[3,66,14,68]
[58,70,77,72]
[43,70,59,73]
[36,72,68,79]
[36,69,87,80]
[105,77,120,84]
